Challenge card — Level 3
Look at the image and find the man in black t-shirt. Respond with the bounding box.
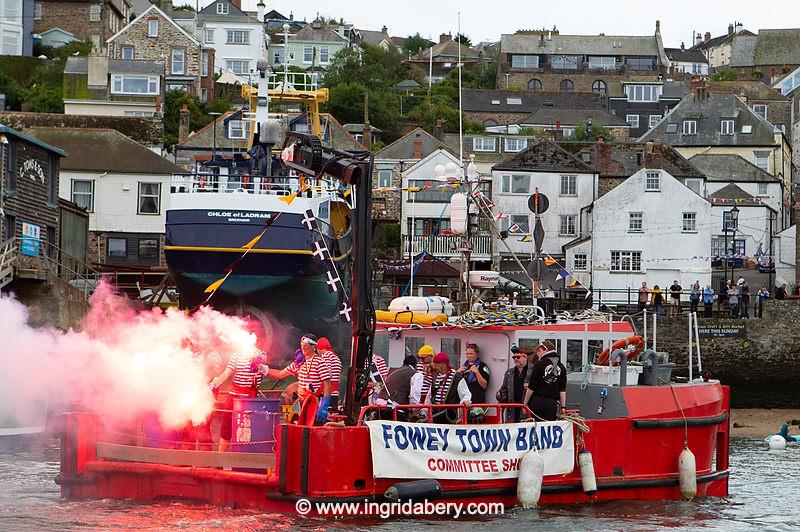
[522,340,567,421]
[669,280,682,316]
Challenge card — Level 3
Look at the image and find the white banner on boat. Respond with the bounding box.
[366,420,574,480]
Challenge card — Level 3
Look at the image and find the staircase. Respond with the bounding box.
[0,238,16,291]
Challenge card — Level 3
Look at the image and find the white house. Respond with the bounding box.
[32,127,180,268]
[491,139,599,260]
[565,167,713,306]
[401,148,492,263]
[196,0,264,77]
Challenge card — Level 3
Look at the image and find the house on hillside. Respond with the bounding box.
[407,33,485,83]
[708,81,791,134]
[268,18,349,71]
[31,127,180,270]
[496,23,668,96]
[34,0,131,49]
[353,26,404,52]
[690,23,754,69]
[196,0,263,77]
[665,44,709,77]
[1,0,34,55]
[607,80,688,139]
[517,107,630,139]
[63,54,164,117]
[723,28,800,85]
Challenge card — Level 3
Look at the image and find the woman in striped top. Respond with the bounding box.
[210,348,266,452]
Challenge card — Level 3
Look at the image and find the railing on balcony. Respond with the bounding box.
[402,234,492,261]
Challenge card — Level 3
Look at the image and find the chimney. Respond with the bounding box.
[655,20,661,35]
[643,140,664,169]
[695,32,702,46]
[362,121,372,151]
[87,48,108,88]
[433,118,443,140]
[257,0,265,22]
[680,41,685,51]
[595,137,613,171]
[735,22,743,33]
[412,133,423,159]
[704,32,711,42]
[178,104,190,144]
[439,32,451,44]
[728,23,734,35]
[382,25,388,34]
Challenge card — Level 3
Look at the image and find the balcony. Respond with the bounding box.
[402,234,492,261]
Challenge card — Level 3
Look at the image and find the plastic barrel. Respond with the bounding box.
[231,397,281,463]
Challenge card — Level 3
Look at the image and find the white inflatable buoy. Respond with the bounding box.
[517,450,544,508]
[767,434,787,450]
[678,446,697,501]
[578,449,597,497]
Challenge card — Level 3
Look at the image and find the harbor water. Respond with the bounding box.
[1,437,798,531]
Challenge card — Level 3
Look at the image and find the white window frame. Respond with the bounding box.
[71,179,94,212]
[559,215,576,236]
[225,59,249,75]
[666,123,679,134]
[649,114,661,128]
[741,125,753,134]
[171,49,185,75]
[754,151,770,171]
[227,119,246,139]
[506,97,522,105]
[200,87,208,102]
[147,18,158,37]
[319,45,330,64]
[757,182,768,196]
[511,54,539,68]
[610,250,642,272]
[137,182,161,215]
[682,212,697,232]
[720,119,735,135]
[226,29,249,45]
[753,104,767,119]
[560,174,577,196]
[682,120,697,135]
[110,74,159,95]
[303,44,314,63]
[626,114,640,129]
[472,137,496,152]
[573,253,588,271]
[34,2,42,20]
[377,168,392,188]
[645,171,660,191]
[625,84,661,102]
[121,45,134,60]
[216,2,228,14]
[201,51,209,77]
[629,212,643,232]
[504,137,527,153]
[89,4,101,21]
[204,28,214,44]
[500,174,530,194]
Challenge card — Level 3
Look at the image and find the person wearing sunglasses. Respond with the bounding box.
[496,345,529,422]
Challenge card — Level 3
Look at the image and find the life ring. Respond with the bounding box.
[596,336,645,365]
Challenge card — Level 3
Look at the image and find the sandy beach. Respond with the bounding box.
[731,409,800,438]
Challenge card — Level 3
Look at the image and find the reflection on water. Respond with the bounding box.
[0,438,797,531]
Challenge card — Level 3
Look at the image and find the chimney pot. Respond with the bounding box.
[382,25,388,34]
[704,32,711,42]
[412,136,423,159]
[728,24,734,35]
[362,121,372,151]
[439,32,451,44]
[178,104,191,144]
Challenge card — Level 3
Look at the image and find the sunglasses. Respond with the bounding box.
[512,355,524,360]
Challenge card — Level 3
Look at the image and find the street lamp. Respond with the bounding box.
[728,205,740,284]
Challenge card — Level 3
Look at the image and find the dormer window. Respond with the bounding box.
[720,119,735,135]
[216,2,228,14]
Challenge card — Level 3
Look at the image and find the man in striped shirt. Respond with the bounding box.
[181,351,224,450]
[210,348,265,452]
[413,345,435,404]
[317,337,342,413]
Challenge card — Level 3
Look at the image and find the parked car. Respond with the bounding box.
[757,255,775,273]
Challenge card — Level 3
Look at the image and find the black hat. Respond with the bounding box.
[403,355,418,367]
[510,344,521,353]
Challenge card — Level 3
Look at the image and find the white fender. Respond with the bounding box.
[767,434,787,450]
[678,446,697,501]
[517,450,544,508]
[578,449,597,497]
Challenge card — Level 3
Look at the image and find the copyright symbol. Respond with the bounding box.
[295,498,311,515]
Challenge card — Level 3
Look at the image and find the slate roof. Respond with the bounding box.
[411,39,481,62]
[197,0,251,22]
[462,89,603,113]
[753,29,800,66]
[520,107,628,127]
[709,81,788,101]
[358,28,390,47]
[665,46,708,64]
[30,127,178,174]
[493,138,596,173]
[708,183,761,204]
[65,57,163,75]
[394,79,421,90]
[639,92,779,147]
[500,33,661,58]
[0,125,67,157]
[687,154,780,182]
[558,141,704,179]
[375,127,450,160]
[294,21,349,43]
[692,29,755,51]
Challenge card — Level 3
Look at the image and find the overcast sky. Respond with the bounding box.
[176,0,800,48]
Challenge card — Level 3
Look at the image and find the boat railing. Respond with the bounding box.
[266,71,322,92]
[356,402,534,425]
[170,173,341,199]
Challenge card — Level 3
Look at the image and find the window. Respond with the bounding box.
[528,79,542,90]
[319,46,330,63]
[645,171,660,191]
[588,56,616,69]
[682,212,697,232]
[741,124,753,134]
[573,253,587,271]
[629,212,643,232]
[666,123,678,134]
[121,46,134,60]
[722,210,738,231]
[559,215,576,236]
[227,119,246,139]
[34,2,42,19]
[500,174,530,194]
[682,120,697,135]
[226,30,249,45]
[201,51,209,77]
[685,178,702,195]
[225,59,250,75]
[71,180,94,212]
[1,30,20,54]
[511,54,539,69]
[649,115,661,128]
[472,137,496,152]
[377,168,392,187]
[107,237,127,258]
[216,2,228,14]
[720,119,735,135]
[560,174,577,196]
[754,151,769,171]
[610,250,642,272]
[147,19,158,37]
[627,57,654,70]
[757,182,768,196]
[138,183,161,214]
[504,137,527,153]
[559,79,574,92]
[591,80,607,95]
[138,238,159,259]
[200,88,208,102]
[303,44,314,63]
[510,214,530,233]
[626,114,640,129]
[111,74,159,95]
[753,104,767,119]
[506,97,522,105]
[171,49,185,75]
[204,28,214,44]
[625,84,662,102]
[89,4,101,21]
[550,55,579,69]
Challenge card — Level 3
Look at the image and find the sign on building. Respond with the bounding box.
[21,222,41,256]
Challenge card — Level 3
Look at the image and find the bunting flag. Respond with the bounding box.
[302,202,351,322]
[517,235,532,242]
[495,212,505,221]
[204,273,230,294]
[544,256,557,266]
[279,192,298,205]
[508,223,521,233]
[555,268,570,281]
[567,280,580,288]
[241,233,264,250]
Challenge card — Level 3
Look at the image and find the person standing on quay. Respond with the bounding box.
[638,282,649,312]
[727,281,739,318]
[702,285,715,318]
[739,280,751,319]
[690,281,701,314]
[651,285,664,316]
[669,280,682,317]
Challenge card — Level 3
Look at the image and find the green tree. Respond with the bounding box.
[454,33,472,46]
[710,70,738,81]
[163,90,232,152]
[403,33,433,56]
[570,121,615,141]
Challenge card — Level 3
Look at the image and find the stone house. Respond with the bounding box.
[441,132,540,176]
[518,107,630,139]
[665,44,709,77]
[34,0,131,50]
[690,23,754,70]
[496,22,668,97]
[722,28,800,85]
[107,4,213,99]
[31,127,180,270]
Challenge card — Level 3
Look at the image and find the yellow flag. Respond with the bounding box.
[544,256,557,266]
[279,192,297,205]
[567,280,580,288]
[241,233,263,250]
[204,277,226,293]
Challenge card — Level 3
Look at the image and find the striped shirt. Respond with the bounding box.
[285,353,332,396]
[416,360,434,402]
[372,355,388,381]
[320,350,342,394]
[226,351,262,393]
[431,369,457,404]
